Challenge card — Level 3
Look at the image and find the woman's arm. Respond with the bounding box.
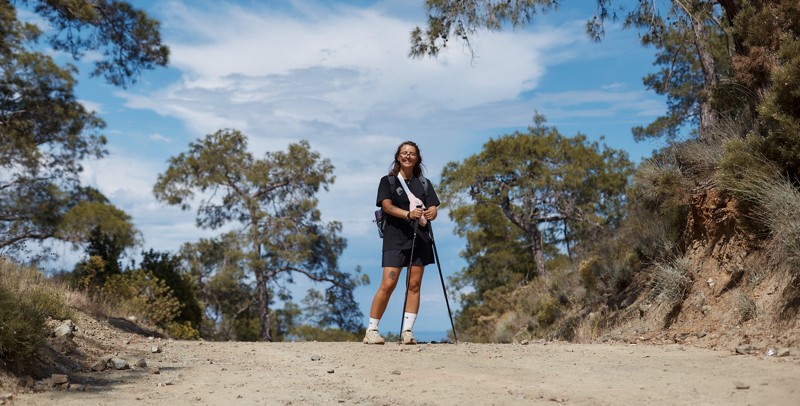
[381,198,424,220]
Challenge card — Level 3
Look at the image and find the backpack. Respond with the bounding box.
[374,175,428,238]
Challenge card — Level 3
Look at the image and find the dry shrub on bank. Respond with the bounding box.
[649,257,693,307]
[0,258,74,372]
[721,155,800,260]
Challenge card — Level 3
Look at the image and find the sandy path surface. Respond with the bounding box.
[17,340,800,405]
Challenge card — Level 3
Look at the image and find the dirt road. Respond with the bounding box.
[16,338,800,406]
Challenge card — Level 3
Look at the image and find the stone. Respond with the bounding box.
[91,359,108,372]
[734,382,750,390]
[135,358,148,368]
[50,374,68,385]
[777,348,791,357]
[310,355,322,361]
[151,345,162,353]
[53,320,76,338]
[148,367,160,374]
[109,358,130,370]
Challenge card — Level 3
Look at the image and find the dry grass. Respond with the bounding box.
[649,257,693,307]
[675,138,725,179]
[735,292,758,322]
[632,156,689,209]
[723,164,800,268]
[0,258,74,372]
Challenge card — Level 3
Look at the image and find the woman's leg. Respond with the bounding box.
[369,266,402,319]
[403,265,425,313]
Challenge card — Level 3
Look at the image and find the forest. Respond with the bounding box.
[2,0,800,373]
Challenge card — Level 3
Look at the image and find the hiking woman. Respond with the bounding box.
[363,141,440,345]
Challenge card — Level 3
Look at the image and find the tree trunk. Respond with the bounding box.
[528,225,546,281]
[255,269,272,341]
[689,7,719,139]
[253,235,272,342]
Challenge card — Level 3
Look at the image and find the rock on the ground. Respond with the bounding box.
[50,375,68,386]
[53,320,76,338]
[109,358,130,370]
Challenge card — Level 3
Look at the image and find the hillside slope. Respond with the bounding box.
[597,186,800,353]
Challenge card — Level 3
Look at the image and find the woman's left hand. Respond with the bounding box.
[423,206,437,221]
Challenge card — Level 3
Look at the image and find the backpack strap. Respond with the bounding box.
[389,175,428,201]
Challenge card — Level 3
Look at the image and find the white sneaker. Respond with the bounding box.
[363,329,385,345]
[401,330,417,345]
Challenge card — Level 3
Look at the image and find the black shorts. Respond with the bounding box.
[382,243,435,268]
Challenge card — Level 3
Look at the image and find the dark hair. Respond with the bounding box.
[389,140,424,177]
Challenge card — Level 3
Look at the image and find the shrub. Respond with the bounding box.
[286,325,362,342]
[735,292,757,322]
[631,154,690,213]
[0,259,74,371]
[578,256,601,290]
[720,157,800,267]
[74,255,107,292]
[164,321,201,340]
[100,269,182,328]
[535,296,562,326]
[649,257,692,307]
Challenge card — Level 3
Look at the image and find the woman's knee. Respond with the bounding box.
[379,278,398,294]
[407,280,422,294]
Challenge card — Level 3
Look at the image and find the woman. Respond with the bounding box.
[364,141,440,345]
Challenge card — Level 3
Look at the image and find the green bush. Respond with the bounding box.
[0,259,74,372]
[287,325,362,342]
[578,256,601,290]
[534,296,562,326]
[100,269,182,328]
[164,321,201,340]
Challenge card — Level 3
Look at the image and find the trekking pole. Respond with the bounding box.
[399,207,420,343]
[429,224,458,344]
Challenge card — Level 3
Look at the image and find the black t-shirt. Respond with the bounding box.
[376,175,441,251]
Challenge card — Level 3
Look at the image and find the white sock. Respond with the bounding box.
[401,313,417,332]
[367,318,380,331]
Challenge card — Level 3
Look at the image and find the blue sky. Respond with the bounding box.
[55,0,666,336]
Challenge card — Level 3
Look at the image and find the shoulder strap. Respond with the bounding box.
[392,174,428,198]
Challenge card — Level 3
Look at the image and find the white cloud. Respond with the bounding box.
[79,99,103,114]
[149,133,172,142]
